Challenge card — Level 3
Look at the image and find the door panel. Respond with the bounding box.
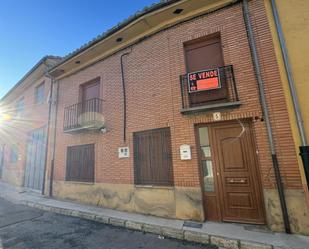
[197,126,221,221]
[212,122,265,224]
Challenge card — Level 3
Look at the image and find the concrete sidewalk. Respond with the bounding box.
[0,181,308,249]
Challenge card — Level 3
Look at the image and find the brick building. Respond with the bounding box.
[44,0,308,234]
[0,56,61,188]
[1,0,308,235]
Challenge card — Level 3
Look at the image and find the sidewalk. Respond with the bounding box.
[0,181,308,249]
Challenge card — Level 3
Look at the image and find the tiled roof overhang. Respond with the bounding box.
[49,0,239,79]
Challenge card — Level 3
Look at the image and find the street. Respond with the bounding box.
[0,198,217,249]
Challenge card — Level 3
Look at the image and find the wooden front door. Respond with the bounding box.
[197,121,265,224]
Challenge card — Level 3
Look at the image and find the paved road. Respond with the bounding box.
[0,198,217,249]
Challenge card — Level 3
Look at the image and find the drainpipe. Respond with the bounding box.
[270,0,309,188]
[120,50,131,142]
[242,0,291,233]
[0,144,5,178]
[49,80,59,197]
[41,74,54,195]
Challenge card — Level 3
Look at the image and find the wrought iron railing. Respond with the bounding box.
[180,65,239,110]
[63,98,103,132]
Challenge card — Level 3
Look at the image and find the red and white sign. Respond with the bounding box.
[188,68,221,93]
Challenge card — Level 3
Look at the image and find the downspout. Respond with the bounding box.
[49,80,59,197]
[0,144,5,178]
[242,0,291,233]
[120,50,131,142]
[41,74,54,195]
[270,0,309,188]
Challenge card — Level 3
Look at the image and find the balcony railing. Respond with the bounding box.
[63,98,104,132]
[180,65,241,114]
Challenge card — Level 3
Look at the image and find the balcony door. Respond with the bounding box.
[185,34,227,105]
[80,79,100,124]
[81,79,100,103]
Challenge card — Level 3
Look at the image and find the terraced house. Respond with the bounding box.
[0,56,61,189]
[1,0,308,236]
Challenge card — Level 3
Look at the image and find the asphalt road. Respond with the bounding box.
[0,198,217,249]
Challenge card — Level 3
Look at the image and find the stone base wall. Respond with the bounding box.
[53,181,204,221]
[1,168,23,187]
[54,181,309,235]
[263,188,309,235]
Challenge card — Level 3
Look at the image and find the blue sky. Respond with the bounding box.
[0,0,157,98]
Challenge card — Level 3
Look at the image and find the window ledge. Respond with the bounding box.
[180,101,241,115]
[134,185,174,190]
[64,181,95,185]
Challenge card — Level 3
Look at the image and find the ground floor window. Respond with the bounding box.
[133,127,173,186]
[66,144,94,182]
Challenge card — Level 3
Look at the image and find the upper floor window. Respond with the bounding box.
[16,98,24,116]
[180,33,240,114]
[35,82,45,104]
[10,145,18,164]
[184,33,227,105]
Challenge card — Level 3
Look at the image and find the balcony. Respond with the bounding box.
[63,98,104,133]
[180,65,241,115]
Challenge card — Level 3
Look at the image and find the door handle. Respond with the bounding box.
[228,179,246,184]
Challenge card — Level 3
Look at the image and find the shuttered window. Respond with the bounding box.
[35,82,45,104]
[134,128,173,186]
[66,144,94,182]
[184,33,227,104]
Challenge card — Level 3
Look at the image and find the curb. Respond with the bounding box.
[22,200,274,249]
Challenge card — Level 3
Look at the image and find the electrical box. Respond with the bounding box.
[118,147,129,158]
[180,144,191,160]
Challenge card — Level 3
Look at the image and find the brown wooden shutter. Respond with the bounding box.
[134,128,173,186]
[184,33,227,105]
[66,144,94,182]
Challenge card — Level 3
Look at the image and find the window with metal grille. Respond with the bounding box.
[133,128,174,186]
[35,82,45,104]
[66,144,94,182]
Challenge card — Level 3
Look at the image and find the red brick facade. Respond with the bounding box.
[50,1,301,190]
